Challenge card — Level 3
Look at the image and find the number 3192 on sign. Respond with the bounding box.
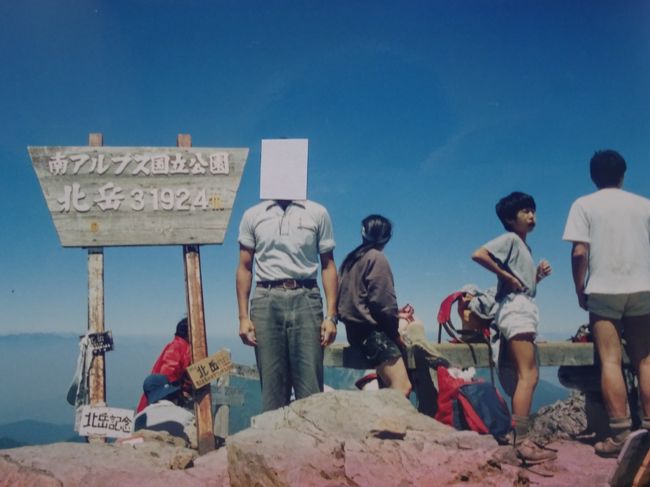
[130,188,219,211]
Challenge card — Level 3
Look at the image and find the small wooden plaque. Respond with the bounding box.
[187,349,233,389]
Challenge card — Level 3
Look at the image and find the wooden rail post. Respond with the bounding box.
[213,350,231,440]
[87,132,106,443]
[178,133,215,454]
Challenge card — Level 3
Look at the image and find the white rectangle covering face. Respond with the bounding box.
[260,138,308,200]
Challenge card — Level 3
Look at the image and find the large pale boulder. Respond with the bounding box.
[227,389,498,487]
[226,389,618,487]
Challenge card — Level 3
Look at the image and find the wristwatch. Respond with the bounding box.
[325,314,338,325]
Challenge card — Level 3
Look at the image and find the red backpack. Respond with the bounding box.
[435,366,511,437]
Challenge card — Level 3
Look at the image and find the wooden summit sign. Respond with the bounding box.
[28,146,249,247]
[186,349,233,389]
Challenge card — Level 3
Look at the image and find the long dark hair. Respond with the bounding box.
[340,214,393,274]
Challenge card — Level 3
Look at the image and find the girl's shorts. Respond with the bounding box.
[495,293,539,341]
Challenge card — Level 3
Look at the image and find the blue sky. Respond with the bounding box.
[1,1,649,364]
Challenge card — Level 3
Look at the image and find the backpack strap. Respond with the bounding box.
[437,291,498,385]
[437,292,464,325]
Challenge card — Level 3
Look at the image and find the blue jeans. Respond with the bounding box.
[250,286,324,412]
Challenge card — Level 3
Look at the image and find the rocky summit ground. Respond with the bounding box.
[0,390,618,487]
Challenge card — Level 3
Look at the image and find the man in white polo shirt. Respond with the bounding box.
[235,140,338,412]
[563,149,650,457]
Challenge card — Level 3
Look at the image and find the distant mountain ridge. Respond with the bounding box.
[0,420,79,447]
[0,437,25,449]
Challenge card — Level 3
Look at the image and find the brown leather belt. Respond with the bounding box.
[257,279,318,290]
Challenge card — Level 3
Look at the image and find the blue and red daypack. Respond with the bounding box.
[434,366,511,437]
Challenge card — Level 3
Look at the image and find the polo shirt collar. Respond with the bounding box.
[264,200,307,211]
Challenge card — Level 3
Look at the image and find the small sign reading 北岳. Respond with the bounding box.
[28,146,249,247]
[187,349,233,389]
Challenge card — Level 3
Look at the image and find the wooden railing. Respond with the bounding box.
[322,324,599,418]
[323,324,597,370]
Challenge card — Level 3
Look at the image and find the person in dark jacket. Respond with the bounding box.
[136,318,192,413]
[338,215,412,396]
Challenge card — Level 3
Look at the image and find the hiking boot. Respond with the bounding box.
[594,436,625,458]
[515,439,557,465]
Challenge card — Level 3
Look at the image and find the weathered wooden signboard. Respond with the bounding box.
[28,146,249,247]
[78,405,134,439]
[187,349,233,389]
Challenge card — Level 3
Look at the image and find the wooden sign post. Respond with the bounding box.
[28,134,249,455]
[87,133,106,444]
[178,133,214,454]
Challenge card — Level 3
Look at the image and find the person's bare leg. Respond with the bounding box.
[622,314,650,419]
[508,335,538,417]
[591,315,628,418]
[592,314,632,456]
[377,356,412,397]
[507,334,556,463]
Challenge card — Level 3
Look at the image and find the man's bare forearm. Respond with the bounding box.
[236,266,252,319]
[320,252,338,316]
[571,242,589,294]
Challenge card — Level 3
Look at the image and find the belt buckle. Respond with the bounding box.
[283,279,298,290]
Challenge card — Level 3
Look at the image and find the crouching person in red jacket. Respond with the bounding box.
[136,317,192,413]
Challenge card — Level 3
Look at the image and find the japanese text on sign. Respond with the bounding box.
[47,152,229,176]
[57,184,220,213]
[88,331,114,355]
[28,145,249,246]
[187,349,233,389]
[78,406,134,438]
[46,151,229,214]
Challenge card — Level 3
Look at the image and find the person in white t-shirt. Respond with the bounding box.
[563,149,650,457]
[134,374,196,448]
